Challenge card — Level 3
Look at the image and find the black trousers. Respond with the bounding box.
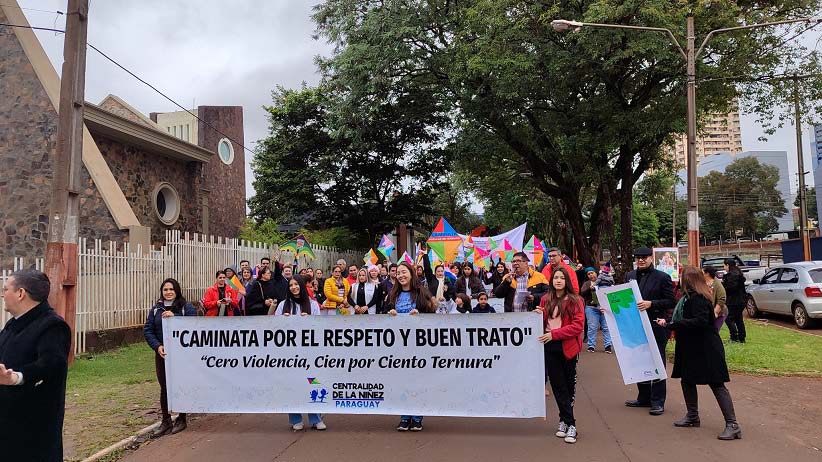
[725,304,746,342]
[636,325,668,407]
[681,381,737,424]
[155,353,186,422]
[545,349,578,426]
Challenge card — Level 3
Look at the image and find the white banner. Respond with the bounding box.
[460,222,527,253]
[597,281,667,385]
[162,314,545,418]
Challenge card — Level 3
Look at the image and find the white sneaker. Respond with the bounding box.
[291,422,304,431]
[313,421,327,431]
[555,421,568,438]
[564,425,577,444]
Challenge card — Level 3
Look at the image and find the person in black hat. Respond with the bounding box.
[624,247,675,416]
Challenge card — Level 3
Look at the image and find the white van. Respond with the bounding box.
[762,233,788,241]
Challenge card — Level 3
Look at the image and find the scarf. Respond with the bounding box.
[436,277,445,300]
[672,293,687,323]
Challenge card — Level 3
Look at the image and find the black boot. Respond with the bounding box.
[718,423,742,440]
[673,416,700,427]
[152,418,173,438]
[171,414,187,434]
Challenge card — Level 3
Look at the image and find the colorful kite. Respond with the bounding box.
[427,217,464,264]
[377,235,395,260]
[497,239,516,262]
[473,246,491,270]
[226,274,244,293]
[399,251,415,265]
[524,235,545,267]
[415,243,426,265]
[363,249,379,266]
[280,233,316,260]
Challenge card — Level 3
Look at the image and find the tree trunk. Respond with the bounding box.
[614,161,635,284]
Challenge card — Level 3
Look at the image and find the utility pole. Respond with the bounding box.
[685,15,700,266]
[793,75,812,261]
[45,0,88,362]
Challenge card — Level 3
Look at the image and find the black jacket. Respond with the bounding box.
[377,279,396,313]
[422,254,456,303]
[245,279,278,316]
[484,269,508,294]
[271,262,289,302]
[144,301,196,352]
[347,281,384,313]
[0,302,71,462]
[455,276,486,298]
[722,271,747,307]
[669,292,730,384]
[626,266,676,342]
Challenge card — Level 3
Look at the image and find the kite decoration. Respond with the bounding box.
[415,243,426,265]
[399,251,415,265]
[473,245,491,270]
[523,235,545,267]
[497,238,516,262]
[377,235,395,260]
[427,217,464,264]
[428,248,442,268]
[280,233,316,260]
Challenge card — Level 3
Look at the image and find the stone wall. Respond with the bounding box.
[91,135,201,246]
[198,106,246,239]
[0,13,56,266]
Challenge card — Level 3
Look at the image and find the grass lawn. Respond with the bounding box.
[63,342,159,462]
[667,321,822,377]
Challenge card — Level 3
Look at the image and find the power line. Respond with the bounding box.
[0,22,256,158]
[0,4,62,14]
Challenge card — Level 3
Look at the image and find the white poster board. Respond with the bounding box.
[653,247,680,282]
[162,313,545,418]
[597,281,667,384]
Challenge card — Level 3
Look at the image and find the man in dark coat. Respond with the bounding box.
[624,247,676,416]
[0,270,71,461]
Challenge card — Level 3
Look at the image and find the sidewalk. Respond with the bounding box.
[122,347,822,462]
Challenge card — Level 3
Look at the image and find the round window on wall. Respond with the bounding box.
[152,183,180,225]
[218,138,234,165]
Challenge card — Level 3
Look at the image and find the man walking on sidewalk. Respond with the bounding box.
[625,247,675,416]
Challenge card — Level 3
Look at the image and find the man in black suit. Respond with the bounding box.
[0,270,71,461]
[624,247,676,416]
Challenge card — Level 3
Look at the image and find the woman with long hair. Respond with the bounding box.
[721,258,747,342]
[383,262,434,431]
[244,266,277,316]
[348,267,382,314]
[485,260,509,294]
[274,276,326,431]
[455,263,485,299]
[144,278,196,436]
[656,266,741,440]
[322,265,351,315]
[536,266,585,444]
[422,251,456,314]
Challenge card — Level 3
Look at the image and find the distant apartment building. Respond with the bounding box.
[666,104,743,167]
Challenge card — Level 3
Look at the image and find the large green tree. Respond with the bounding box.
[313,0,821,278]
[699,157,788,238]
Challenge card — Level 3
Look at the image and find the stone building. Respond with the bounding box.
[0,3,245,266]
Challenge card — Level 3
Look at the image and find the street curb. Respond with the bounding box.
[79,421,161,462]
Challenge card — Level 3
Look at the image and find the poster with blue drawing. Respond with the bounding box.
[598,281,667,384]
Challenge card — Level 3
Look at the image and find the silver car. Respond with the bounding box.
[746,262,822,329]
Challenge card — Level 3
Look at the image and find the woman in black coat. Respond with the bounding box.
[721,259,747,342]
[244,266,278,315]
[656,266,741,441]
[422,252,456,312]
[484,260,509,294]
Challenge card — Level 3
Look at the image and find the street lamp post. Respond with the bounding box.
[551,16,820,265]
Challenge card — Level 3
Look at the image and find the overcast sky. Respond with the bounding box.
[16,0,822,210]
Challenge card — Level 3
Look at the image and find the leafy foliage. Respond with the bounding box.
[794,186,818,221]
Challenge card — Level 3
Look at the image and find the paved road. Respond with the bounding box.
[123,348,822,462]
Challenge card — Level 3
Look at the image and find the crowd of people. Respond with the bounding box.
[141,246,743,445]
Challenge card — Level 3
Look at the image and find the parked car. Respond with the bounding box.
[746,262,822,329]
[700,255,767,285]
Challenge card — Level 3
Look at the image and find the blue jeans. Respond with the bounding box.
[289,413,322,425]
[401,415,423,423]
[585,306,612,349]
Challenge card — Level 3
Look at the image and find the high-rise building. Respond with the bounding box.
[666,104,743,167]
[811,124,822,168]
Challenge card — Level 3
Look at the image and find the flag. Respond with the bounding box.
[415,243,426,265]
[399,251,414,265]
[363,249,379,266]
[226,275,244,292]
[428,248,442,267]
[523,235,545,267]
[377,235,395,260]
[427,217,463,263]
[280,234,315,260]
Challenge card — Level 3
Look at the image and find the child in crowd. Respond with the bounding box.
[471,292,496,313]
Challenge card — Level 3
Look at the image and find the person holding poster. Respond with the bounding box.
[384,262,435,431]
[625,247,675,416]
[536,266,585,444]
[654,267,741,440]
[273,276,327,431]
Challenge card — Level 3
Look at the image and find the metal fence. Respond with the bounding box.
[0,232,362,355]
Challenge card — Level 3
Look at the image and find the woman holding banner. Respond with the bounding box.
[655,266,741,441]
[323,266,351,315]
[536,266,585,444]
[144,278,196,436]
[244,266,277,316]
[274,276,326,431]
[422,251,457,314]
[384,262,435,431]
[348,268,382,314]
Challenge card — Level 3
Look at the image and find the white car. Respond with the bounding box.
[746,262,822,329]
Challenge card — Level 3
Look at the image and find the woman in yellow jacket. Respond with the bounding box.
[322,265,352,315]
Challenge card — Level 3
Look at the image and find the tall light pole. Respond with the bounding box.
[551,16,820,265]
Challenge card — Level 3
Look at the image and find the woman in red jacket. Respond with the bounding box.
[203,271,240,316]
[536,265,585,444]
